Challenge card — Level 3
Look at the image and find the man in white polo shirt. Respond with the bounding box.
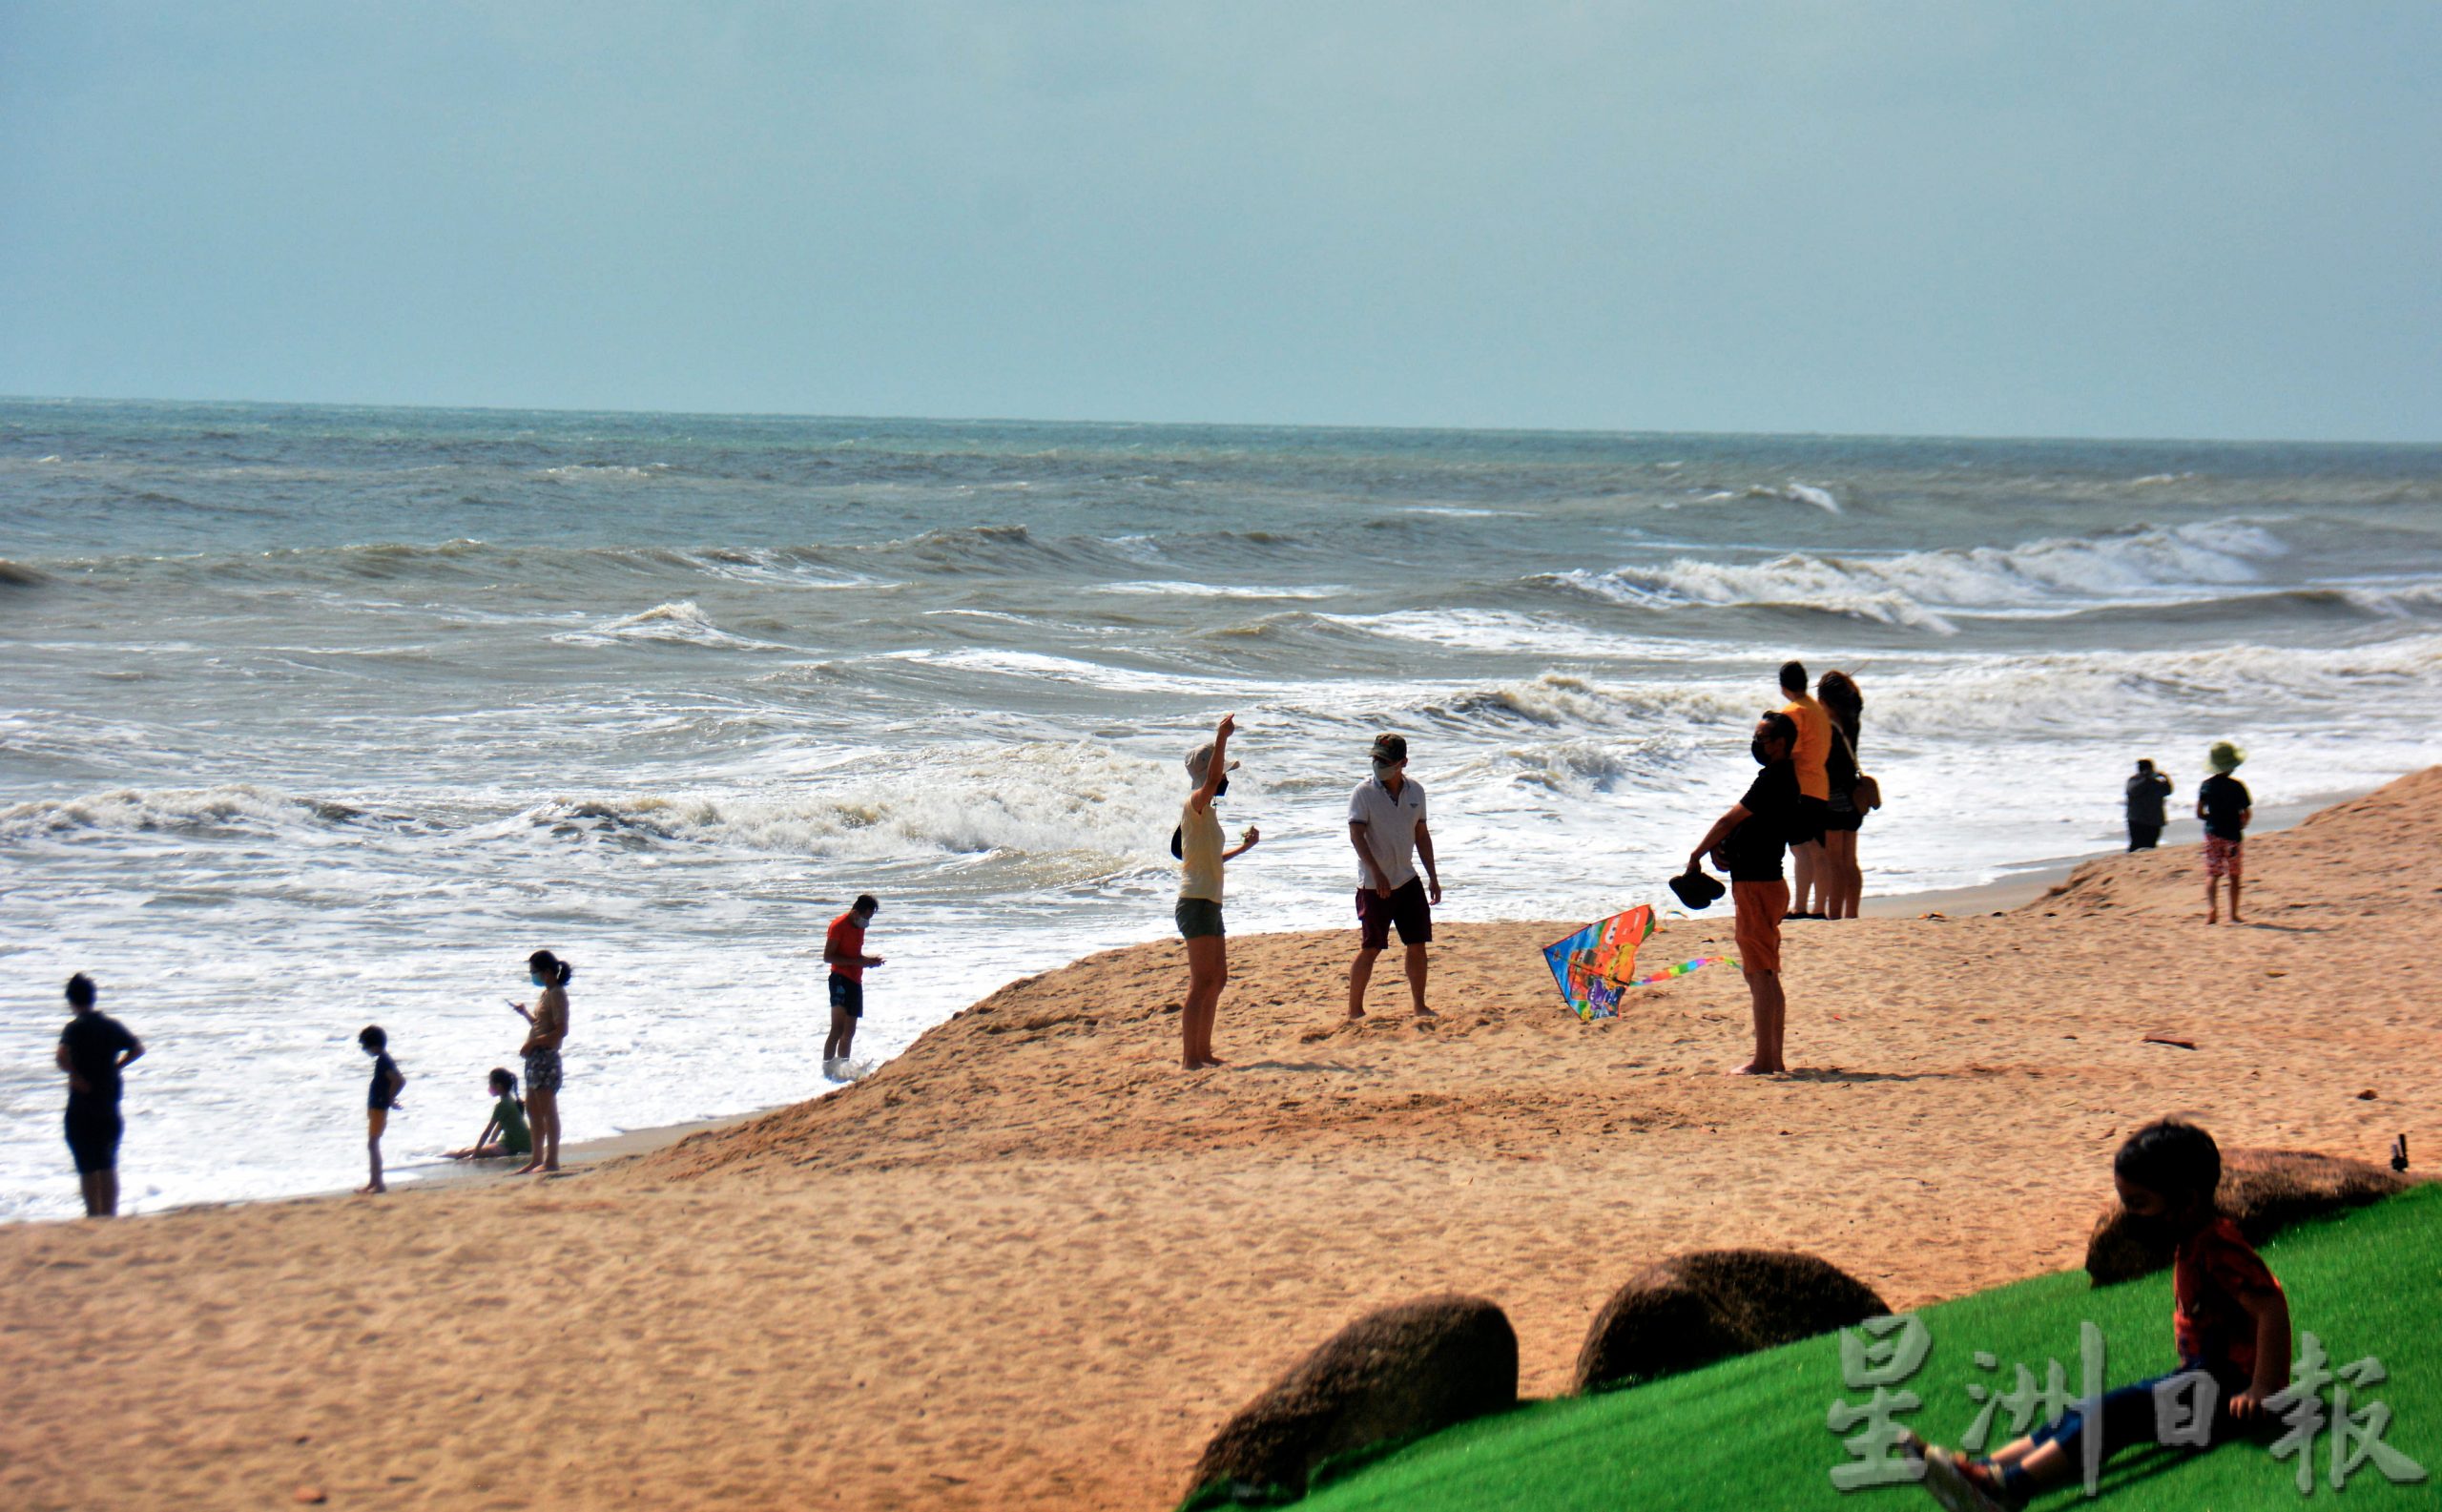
[1347,732,1441,1019]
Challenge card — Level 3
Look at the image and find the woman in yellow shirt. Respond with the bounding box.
[1174,714,1260,1070]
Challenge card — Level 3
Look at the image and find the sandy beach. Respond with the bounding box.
[3,772,2434,1510]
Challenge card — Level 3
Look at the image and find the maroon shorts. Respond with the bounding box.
[1356,878,1434,950]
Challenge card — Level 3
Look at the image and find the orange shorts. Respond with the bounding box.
[1732,880,1788,976]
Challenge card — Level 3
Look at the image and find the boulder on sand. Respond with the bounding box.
[2086,1147,2415,1284]
[1572,1249,1889,1394]
[1185,1294,1518,1507]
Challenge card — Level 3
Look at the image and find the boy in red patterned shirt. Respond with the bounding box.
[1916,1119,2291,1511]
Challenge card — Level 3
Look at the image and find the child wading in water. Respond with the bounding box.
[446,1067,532,1161]
[1914,1119,2290,1511]
[358,1025,407,1194]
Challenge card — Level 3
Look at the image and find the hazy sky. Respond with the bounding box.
[4,3,2437,440]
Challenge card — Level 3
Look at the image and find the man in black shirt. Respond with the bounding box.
[2124,758,2174,851]
[1687,712,1802,1075]
[55,973,144,1218]
[2198,743,2253,924]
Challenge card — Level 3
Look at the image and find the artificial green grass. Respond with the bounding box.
[1295,1186,2441,1512]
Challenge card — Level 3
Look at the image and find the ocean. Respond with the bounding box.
[4,399,2438,1220]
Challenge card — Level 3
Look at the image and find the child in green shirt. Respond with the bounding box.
[446,1067,532,1161]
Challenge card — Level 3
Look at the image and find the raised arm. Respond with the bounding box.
[1190,713,1235,815]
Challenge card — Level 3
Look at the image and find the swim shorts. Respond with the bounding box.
[1173,898,1225,941]
[1732,880,1789,976]
[1790,796,1830,847]
[64,1104,122,1175]
[2203,835,2243,880]
[523,1046,564,1095]
[367,1108,388,1141]
[1356,877,1434,950]
[828,972,865,1019]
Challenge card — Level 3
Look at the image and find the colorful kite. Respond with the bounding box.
[1542,905,1656,1021]
[1544,906,1735,1020]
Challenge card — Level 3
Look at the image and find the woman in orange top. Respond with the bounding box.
[1777,660,1833,918]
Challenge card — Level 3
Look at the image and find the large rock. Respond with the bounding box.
[1184,1294,1518,1507]
[2086,1147,2415,1284]
[1571,1249,1889,1394]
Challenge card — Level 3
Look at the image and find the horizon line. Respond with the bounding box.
[3,389,2436,452]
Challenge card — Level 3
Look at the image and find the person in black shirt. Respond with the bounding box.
[359,1025,407,1195]
[2125,758,2174,851]
[55,973,144,1218]
[2197,743,2252,924]
[1687,712,1802,1075]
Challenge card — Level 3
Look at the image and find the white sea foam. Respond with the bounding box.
[0,782,367,839]
[1098,580,1346,600]
[522,741,1181,865]
[1665,481,1843,513]
[553,600,782,650]
[1547,520,2292,632]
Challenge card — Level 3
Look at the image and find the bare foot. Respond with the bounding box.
[1728,1060,1785,1076]
[1197,1055,1226,1068]
[1346,1007,1366,1020]
[510,1161,544,1176]
[355,1183,385,1194]
[1413,1005,1438,1018]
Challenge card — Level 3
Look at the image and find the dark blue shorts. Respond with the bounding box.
[66,1104,122,1175]
[828,973,863,1019]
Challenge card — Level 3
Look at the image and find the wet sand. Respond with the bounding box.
[2,772,2432,1510]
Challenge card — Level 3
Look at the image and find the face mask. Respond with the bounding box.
[1373,759,1397,779]
[1212,776,1230,797]
[1750,738,1775,766]
[530,971,548,986]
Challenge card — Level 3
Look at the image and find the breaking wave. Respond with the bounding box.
[520,742,1182,864]
[0,783,374,839]
[553,599,785,650]
[1541,520,2292,632]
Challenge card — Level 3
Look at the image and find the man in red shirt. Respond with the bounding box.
[823,894,884,1078]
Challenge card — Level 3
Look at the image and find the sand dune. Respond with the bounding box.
[3,772,2434,1509]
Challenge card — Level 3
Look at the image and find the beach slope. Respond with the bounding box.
[2,771,2434,1509]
